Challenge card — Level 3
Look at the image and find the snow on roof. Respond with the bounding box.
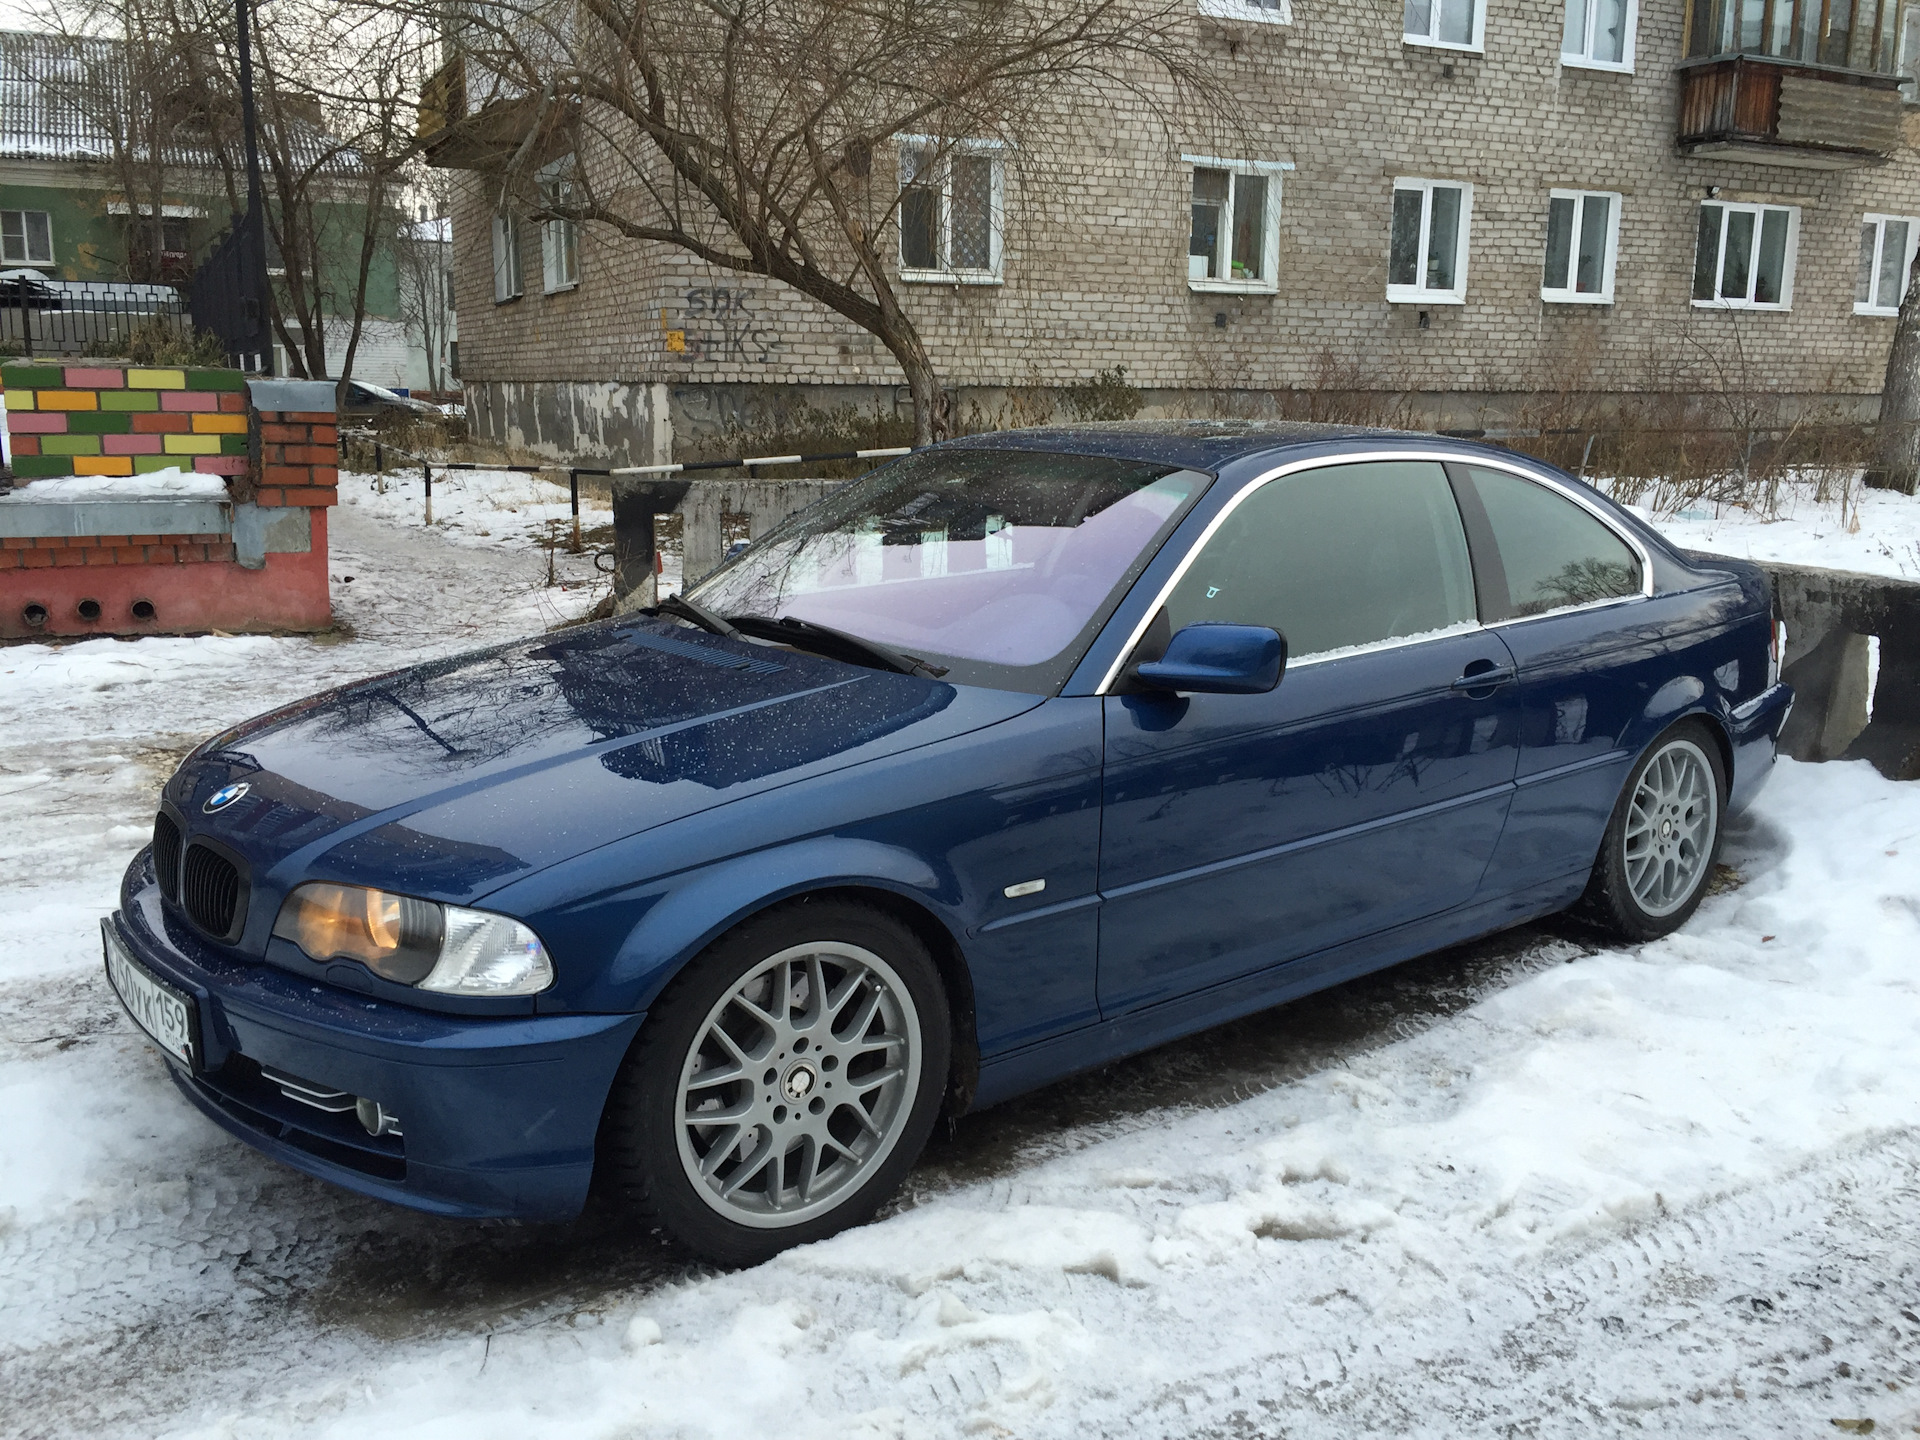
[0,28,362,173]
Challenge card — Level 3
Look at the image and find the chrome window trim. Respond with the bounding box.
[1092,448,1656,695]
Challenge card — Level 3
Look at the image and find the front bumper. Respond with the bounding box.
[109,852,644,1221]
[1728,681,1795,815]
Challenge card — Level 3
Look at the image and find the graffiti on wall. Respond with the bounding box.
[661,287,784,365]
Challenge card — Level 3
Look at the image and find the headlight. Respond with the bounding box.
[271,883,554,996]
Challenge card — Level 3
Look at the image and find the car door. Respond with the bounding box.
[1096,458,1522,1017]
[1444,462,1680,893]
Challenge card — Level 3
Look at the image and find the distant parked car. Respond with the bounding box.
[339,378,439,421]
[103,423,1793,1265]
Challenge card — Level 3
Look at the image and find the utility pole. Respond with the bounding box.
[235,0,273,373]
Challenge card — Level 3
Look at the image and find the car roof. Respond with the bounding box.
[943,419,1444,472]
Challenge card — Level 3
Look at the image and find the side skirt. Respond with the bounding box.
[969,870,1588,1112]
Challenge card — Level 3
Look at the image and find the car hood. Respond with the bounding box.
[167,617,1041,904]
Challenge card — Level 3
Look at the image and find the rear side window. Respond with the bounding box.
[1165,460,1477,659]
[1459,466,1642,618]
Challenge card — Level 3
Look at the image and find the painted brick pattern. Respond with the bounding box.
[448,0,1920,409]
[254,412,341,507]
[3,363,250,478]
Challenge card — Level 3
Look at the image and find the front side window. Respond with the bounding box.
[898,143,1003,283]
[1692,202,1795,309]
[1541,189,1620,303]
[1457,466,1642,619]
[2,209,52,266]
[1856,213,1918,314]
[1404,0,1483,49]
[1388,179,1471,303]
[491,213,522,303]
[1164,461,1477,660]
[1563,0,1635,67]
[690,449,1207,692]
[1188,163,1280,292]
[539,158,580,293]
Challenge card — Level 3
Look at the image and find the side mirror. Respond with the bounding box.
[1135,623,1286,695]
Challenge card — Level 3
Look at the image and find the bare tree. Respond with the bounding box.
[1869,260,1920,495]
[422,0,1227,443]
[395,169,453,391]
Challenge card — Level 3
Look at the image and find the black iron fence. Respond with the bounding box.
[0,275,189,358]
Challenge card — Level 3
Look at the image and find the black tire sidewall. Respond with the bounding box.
[1593,721,1728,942]
[605,898,951,1267]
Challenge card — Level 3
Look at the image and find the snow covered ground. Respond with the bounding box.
[1,468,1917,1439]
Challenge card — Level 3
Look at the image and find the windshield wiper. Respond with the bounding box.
[728,614,949,679]
[644,592,740,640]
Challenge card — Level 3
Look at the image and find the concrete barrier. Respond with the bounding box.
[1764,561,1920,781]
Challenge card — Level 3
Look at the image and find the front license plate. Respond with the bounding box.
[102,918,200,1070]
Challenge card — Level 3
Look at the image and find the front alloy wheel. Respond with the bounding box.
[675,941,921,1227]
[601,899,949,1266]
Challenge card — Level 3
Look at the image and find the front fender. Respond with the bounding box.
[598,837,955,1012]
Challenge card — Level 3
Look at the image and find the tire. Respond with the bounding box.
[600,897,951,1267]
[1575,721,1727,944]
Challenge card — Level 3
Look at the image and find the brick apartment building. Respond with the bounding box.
[425,0,1920,462]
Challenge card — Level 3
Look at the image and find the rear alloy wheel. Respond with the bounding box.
[602,900,949,1266]
[1577,724,1726,943]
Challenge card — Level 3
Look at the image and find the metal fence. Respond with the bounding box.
[0,275,189,358]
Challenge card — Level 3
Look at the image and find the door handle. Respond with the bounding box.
[1451,662,1515,691]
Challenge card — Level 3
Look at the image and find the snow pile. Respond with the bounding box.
[11,468,230,501]
[1618,475,1920,582]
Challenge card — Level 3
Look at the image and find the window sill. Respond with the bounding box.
[1387,289,1466,305]
[1561,54,1633,73]
[544,281,579,296]
[1188,278,1278,294]
[1854,302,1900,316]
[1402,35,1484,54]
[1690,298,1791,311]
[493,293,523,306]
[900,270,1003,286]
[1198,0,1292,22]
[1542,291,1615,305]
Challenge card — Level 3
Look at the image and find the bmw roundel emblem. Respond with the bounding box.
[203,781,251,814]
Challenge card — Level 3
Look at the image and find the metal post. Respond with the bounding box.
[18,275,30,359]
[568,467,581,552]
[424,462,432,526]
[234,0,273,373]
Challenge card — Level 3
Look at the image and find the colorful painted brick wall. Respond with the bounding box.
[2,365,251,479]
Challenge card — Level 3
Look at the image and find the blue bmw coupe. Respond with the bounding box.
[105,423,1792,1264]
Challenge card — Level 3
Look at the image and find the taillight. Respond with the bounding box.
[1768,619,1787,688]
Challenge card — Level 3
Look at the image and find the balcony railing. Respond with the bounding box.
[1677,54,1905,168]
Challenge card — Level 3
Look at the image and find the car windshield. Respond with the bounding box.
[688,448,1210,692]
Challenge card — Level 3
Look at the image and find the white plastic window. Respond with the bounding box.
[1562,0,1635,68]
[1388,179,1471,304]
[539,158,580,294]
[898,142,1004,284]
[1187,161,1282,294]
[1198,0,1291,24]
[1541,190,1621,304]
[1404,0,1483,50]
[1,210,52,266]
[1692,202,1797,310]
[1855,214,1919,315]
[491,213,522,304]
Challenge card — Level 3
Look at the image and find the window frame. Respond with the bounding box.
[1387,178,1473,305]
[1561,0,1637,71]
[1855,212,1920,316]
[1403,0,1485,53]
[1092,450,1652,695]
[538,157,581,295]
[1197,0,1292,24]
[1,208,53,266]
[491,212,523,304]
[1691,201,1799,311]
[895,137,1006,286]
[1183,154,1289,295]
[1540,188,1623,305]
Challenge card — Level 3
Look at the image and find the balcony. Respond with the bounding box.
[1678,54,1905,168]
[418,53,555,171]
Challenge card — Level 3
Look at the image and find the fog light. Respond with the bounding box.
[355,1096,403,1138]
